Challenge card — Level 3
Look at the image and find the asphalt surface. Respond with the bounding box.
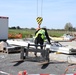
[0,41,76,75]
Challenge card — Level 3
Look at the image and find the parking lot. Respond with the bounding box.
[0,41,76,75]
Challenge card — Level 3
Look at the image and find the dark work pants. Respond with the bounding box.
[35,34,44,49]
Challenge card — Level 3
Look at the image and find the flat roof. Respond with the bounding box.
[0,16,9,19]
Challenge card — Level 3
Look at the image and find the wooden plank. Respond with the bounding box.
[38,61,49,65]
[11,59,24,62]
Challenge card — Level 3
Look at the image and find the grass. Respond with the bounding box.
[8,29,67,38]
[9,29,35,38]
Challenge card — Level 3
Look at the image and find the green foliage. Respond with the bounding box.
[64,22,73,31]
[9,29,35,38]
[8,29,66,38]
[48,30,65,37]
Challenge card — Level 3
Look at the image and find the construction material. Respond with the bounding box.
[38,61,49,65]
[7,39,76,54]
[46,41,76,54]
[0,41,21,54]
[20,44,50,63]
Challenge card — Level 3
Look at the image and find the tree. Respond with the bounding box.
[10,26,16,29]
[16,26,21,29]
[31,27,35,30]
[64,22,73,31]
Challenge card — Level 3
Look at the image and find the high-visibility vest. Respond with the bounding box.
[35,29,46,40]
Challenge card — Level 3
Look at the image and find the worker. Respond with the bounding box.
[34,26,51,56]
[35,26,51,49]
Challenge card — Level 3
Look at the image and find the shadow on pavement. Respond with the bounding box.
[41,61,67,69]
[13,61,24,66]
[41,63,49,69]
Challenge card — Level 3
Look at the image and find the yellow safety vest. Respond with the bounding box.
[35,29,46,40]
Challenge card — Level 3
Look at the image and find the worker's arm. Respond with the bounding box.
[44,28,51,44]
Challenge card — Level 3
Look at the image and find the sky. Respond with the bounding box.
[0,0,76,29]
